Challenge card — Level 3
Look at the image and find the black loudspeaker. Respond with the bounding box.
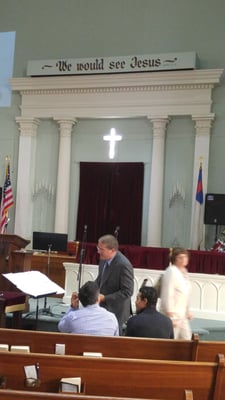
[204,193,225,225]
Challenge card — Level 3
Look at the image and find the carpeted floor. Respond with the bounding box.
[190,317,225,341]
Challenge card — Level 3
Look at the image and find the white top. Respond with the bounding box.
[160,265,191,319]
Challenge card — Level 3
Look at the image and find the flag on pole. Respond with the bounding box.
[190,162,204,250]
[0,158,14,233]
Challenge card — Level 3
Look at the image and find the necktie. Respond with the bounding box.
[100,261,109,285]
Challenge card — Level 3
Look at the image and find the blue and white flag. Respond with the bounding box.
[190,163,204,250]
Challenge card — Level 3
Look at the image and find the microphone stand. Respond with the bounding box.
[38,243,54,316]
[214,223,219,244]
[43,244,52,309]
[77,225,87,291]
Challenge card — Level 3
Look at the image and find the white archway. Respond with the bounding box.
[10,69,223,244]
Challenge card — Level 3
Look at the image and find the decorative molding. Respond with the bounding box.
[16,83,216,96]
[33,180,55,200]
[10,69,223,120]
[10,69,223,90]
[169,183,186,208]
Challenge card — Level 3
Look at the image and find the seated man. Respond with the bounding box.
[125,286,174,339]
[58,281,119,336]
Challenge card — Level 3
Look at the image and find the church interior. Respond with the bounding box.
[0,1,225,398]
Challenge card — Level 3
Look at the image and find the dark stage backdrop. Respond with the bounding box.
[76,162,144,245]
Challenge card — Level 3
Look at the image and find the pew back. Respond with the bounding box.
[195,340,225,362]
[0,390,192,400]
[0,352,224,400]
[0,328,198,361]
[2,327,225,364]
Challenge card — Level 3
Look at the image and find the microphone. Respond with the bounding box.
[114,226,120,239]
[141,278,148,288]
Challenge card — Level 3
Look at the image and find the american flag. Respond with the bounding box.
[0,159,14,233]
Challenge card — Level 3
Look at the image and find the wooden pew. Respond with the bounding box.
[0,328,199,361]
[0,351,224,399]
[1,327,225,365]
[194,340,225,362]
[0,390,194,400]
[0,390,193,400]
[3,327,225,365]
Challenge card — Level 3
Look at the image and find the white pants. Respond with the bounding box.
[173,318,192,340]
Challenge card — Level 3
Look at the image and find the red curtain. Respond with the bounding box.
[76,162,144,245]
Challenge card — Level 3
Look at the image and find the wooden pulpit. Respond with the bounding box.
[0,234,30,291]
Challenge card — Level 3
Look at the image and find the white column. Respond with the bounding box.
[190,115,214,249]
[14,117,40,241]
[147,117,169,247]
[54,118,77,233]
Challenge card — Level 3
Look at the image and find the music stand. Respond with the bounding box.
[40,244,53,315]
[3,270,65,330]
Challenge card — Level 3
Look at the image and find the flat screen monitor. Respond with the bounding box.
[32,231,68,252]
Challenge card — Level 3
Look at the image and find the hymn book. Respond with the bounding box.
[60,377,81,393]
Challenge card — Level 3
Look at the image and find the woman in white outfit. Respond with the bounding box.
[160,247,193,340]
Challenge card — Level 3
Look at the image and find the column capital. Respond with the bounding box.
[54,118,77,137]
[192,114,215,137]
[15,117,40,137]
[147,117,170,139]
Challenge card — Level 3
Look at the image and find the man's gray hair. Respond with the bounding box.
[98,234,119,250]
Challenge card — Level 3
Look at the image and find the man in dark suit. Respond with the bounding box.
[125,286,174,339]
[95,234,134,335]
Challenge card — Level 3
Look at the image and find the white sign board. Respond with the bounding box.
[27,52,198,77]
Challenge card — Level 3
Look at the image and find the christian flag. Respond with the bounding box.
[0,158,14,233]
[190,162,204,250]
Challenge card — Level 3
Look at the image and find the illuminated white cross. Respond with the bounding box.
[103,128,122,159]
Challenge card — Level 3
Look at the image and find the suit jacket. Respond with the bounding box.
[96,251,134,332]
[125,307,174,339]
